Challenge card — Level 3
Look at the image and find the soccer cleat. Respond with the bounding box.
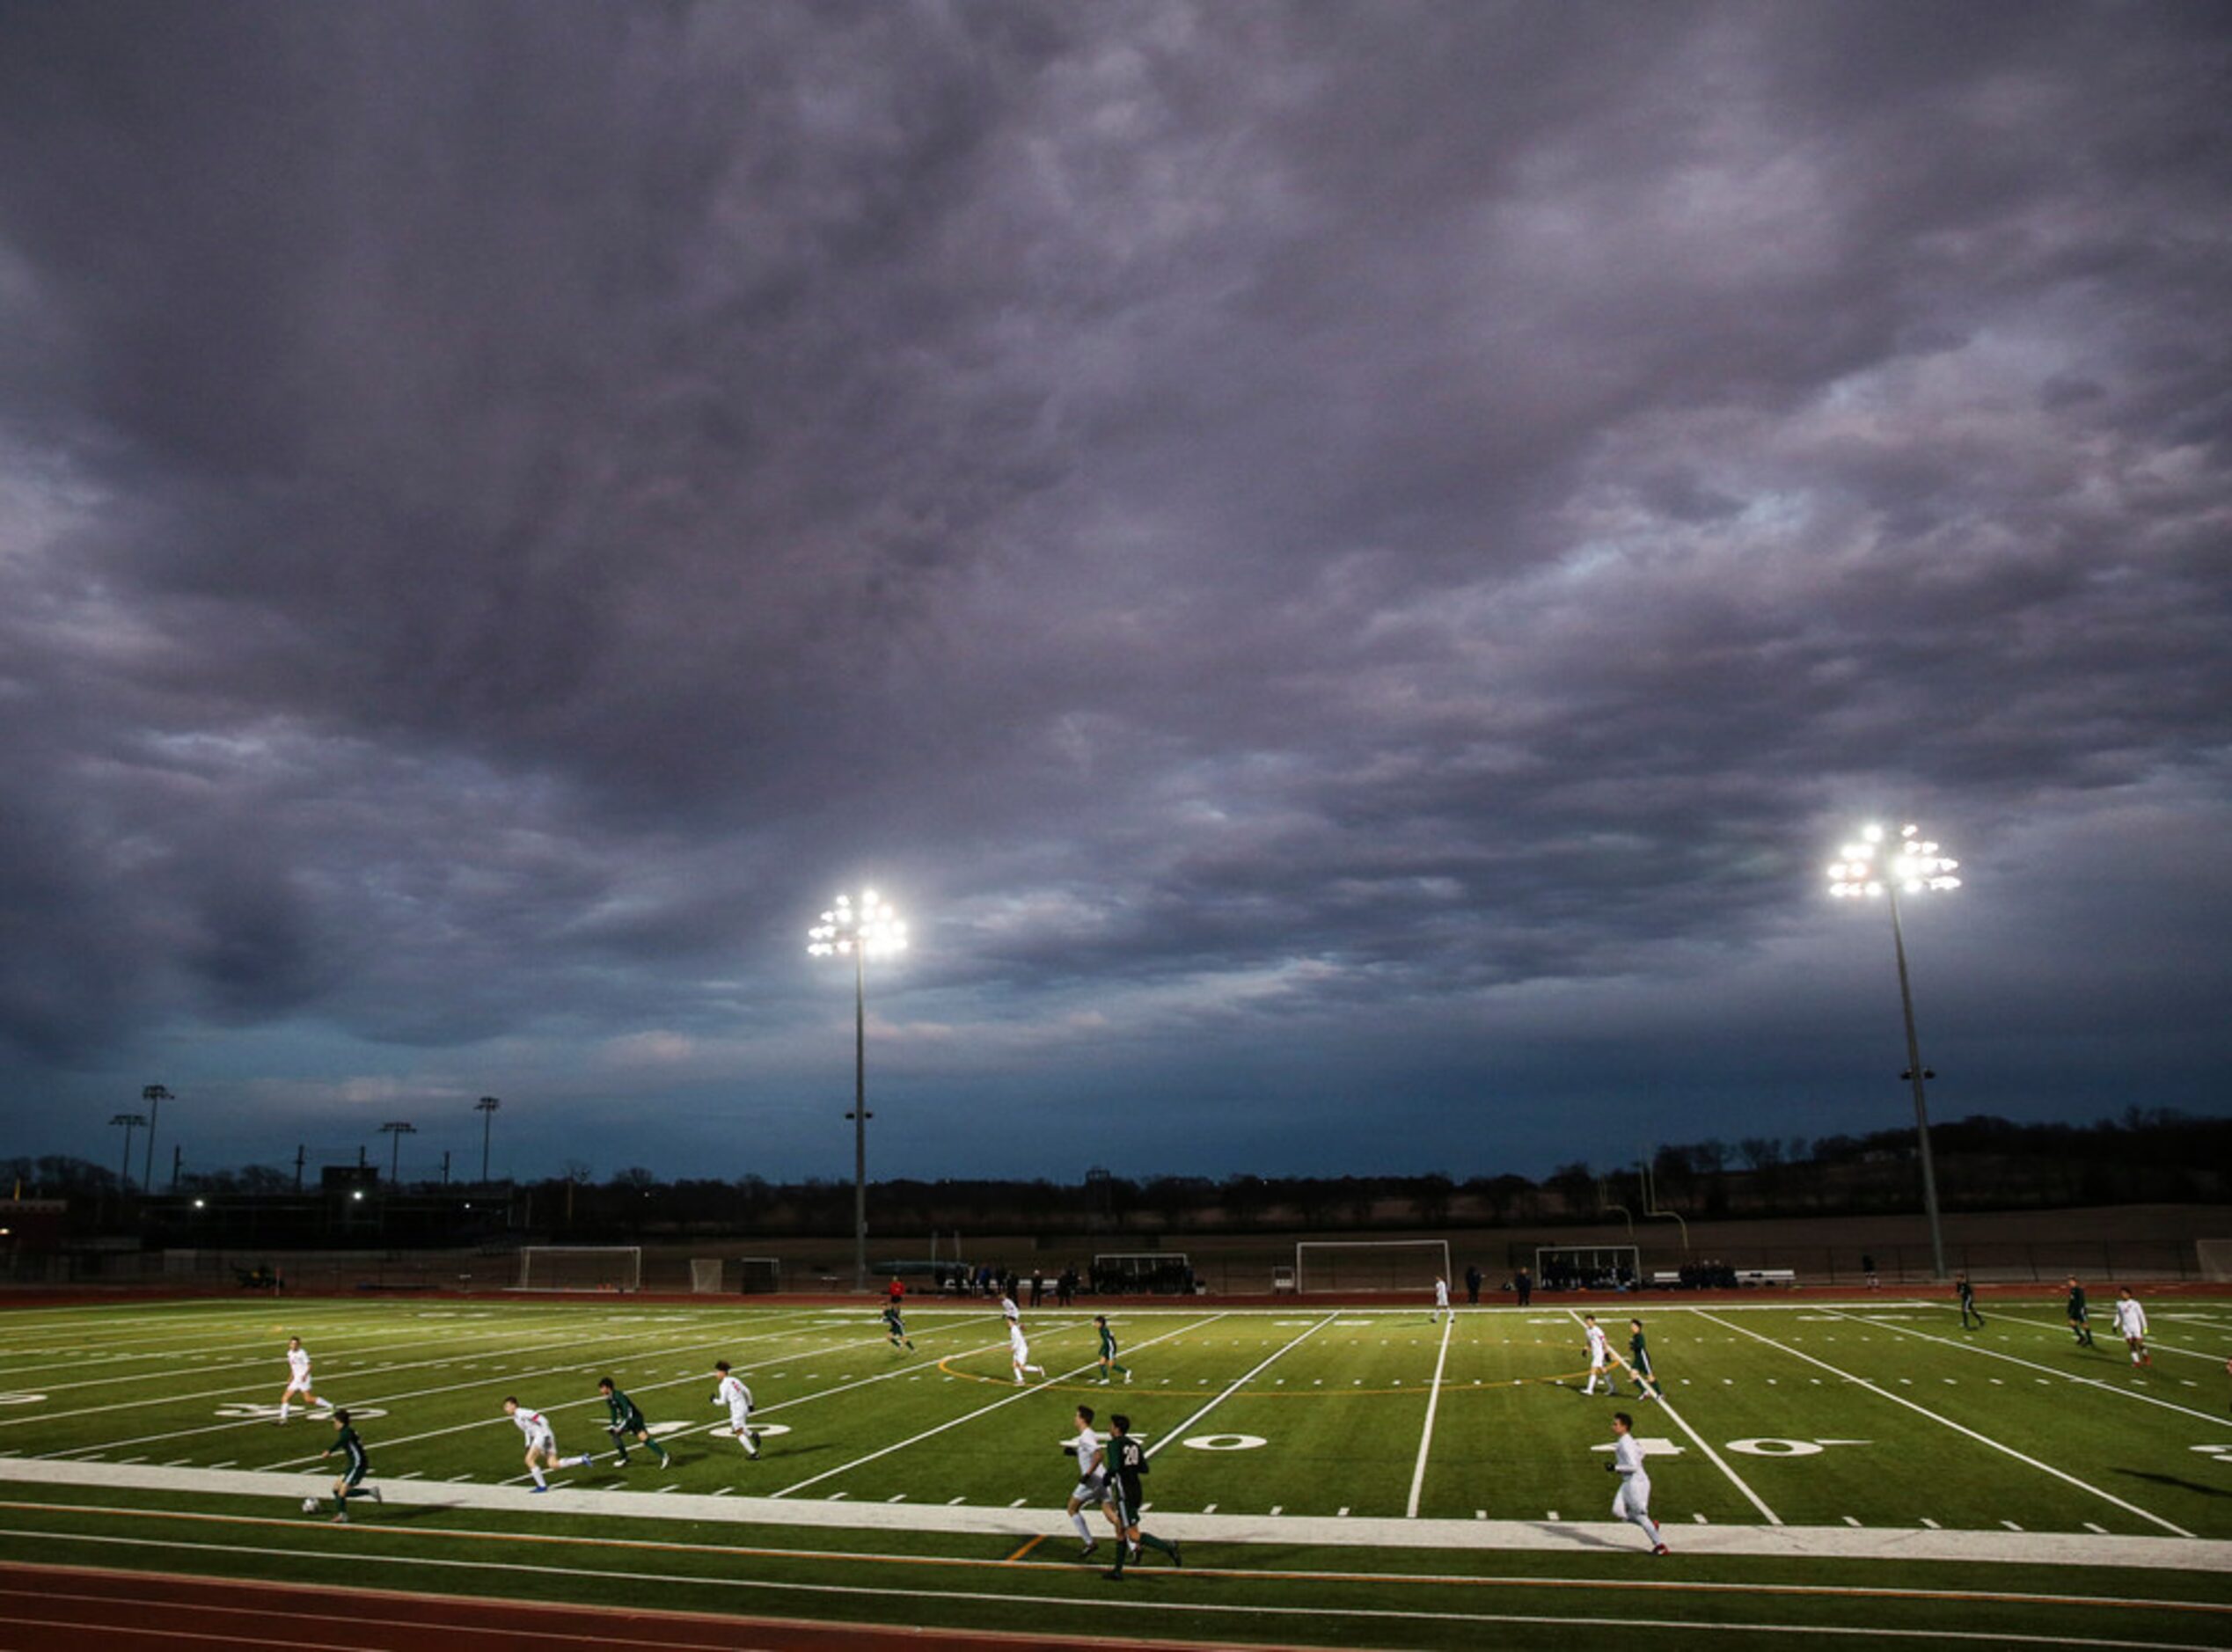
[529,1485,550,1494]
[331,1511,349,1524]
[1079,1540,1097,1559]
[1652,1543,1669,1555]
[370,1485,383,1503]
[1101,1568,1125,1581]
[1168,1540,1182,1568]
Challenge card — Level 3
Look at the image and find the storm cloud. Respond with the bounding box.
[1,1,2227,1181]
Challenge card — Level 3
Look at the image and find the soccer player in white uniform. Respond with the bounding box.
[1009,1319,1045,1384]
[502,1396,590,1492]
[1431,1276,1451,1324]
[1582,1314,1620,1396]
[713,1359,759,1456]
[1062,1404,1116,1558]
[1606,1411,1667,1553]
[1000,1291,1021,1326]
[277,1336,326,1423]
[2113,1289,2150,1367]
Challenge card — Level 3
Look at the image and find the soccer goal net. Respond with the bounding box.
[736,1256,782,1294]
[1093,1253,1194,1294]
[1295,1239,1451,1294]
[1534,1244,1640,1292]
[2198,1239,2232,1283]
[690,1258,725,1294]
[516,1246,641,1292]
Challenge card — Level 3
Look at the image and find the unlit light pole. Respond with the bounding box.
[140,1085,172,1195]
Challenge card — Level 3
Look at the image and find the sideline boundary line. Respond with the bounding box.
[1692,1310,2195,1539]
[6,1458,2230,1571]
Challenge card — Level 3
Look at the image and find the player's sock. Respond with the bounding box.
[1138,1532,1178,1562]
[651,1442,670,1464]
[567,1453,595,1467]
[531,1466,547,1488]
[1071,1511,1094,1542]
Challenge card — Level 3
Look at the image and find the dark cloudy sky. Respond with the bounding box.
[2,1,2228,1189]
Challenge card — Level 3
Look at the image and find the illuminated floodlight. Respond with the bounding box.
[807,888,909,1291]
[1826,819,1962,1281]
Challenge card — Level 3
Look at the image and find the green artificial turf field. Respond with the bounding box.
[2,1294,2228,1648]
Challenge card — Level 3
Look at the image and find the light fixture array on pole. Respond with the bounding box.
[377,1121,417,1186]
[475,1096,501,1183]
[140,1085,172,1195]
[808,888,908,1293]
[1829,822,1961,1282]
[110,1114,147,1195]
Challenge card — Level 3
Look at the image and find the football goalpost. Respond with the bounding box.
[1294,1239,1451,1293]
[516,1246,641,1292]
[1534,1243,1640,1291]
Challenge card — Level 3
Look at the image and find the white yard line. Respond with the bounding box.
[1987,1312,2232,1365]
[1404,1312,1454,1518]
[1821,1310,2232,1431]
[777,1313,1229,1497]
[1568,1307,1780,1526]
[1692,1309,2194,1539]
[1144,1315,1334,1461]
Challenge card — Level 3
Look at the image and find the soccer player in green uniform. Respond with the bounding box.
[596,1377,671,1467]
[1627,1319,1660,1400]
[319,1408,381,1524]
[1094,1315,1131,1385]
[2065,1277,2096,1348]
[1100,1414,1182,1581]
[1956,1271,1984,1329]
[882,1302,915,1350]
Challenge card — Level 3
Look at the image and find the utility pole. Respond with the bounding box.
[293,1144,305,1192]
[170,1144,181,1194]
[110,1114,146,1195]
[377,1122,417,1186]
[441,1150,450,1187]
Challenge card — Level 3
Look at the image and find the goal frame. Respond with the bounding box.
[1293,1239,1452,1294]
[735,1256,782,1295]
[515,1246,642,1293]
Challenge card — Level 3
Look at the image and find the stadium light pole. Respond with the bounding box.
[378,1121,417,1186]
[140,1085,172,1195]
[475,1096,501,1183]
[110,1113,147,1195]
[1829,822,1961,1283]
[807,889,908,1293]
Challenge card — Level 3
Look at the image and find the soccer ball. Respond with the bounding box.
[301,1496,319,1513]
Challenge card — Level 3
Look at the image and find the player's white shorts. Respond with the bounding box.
[1614,1473,1652,1521]
[1010,1341,1032,1364]
[524,1428,556,1453]
[1072,1474,1108,1504]
[727,1407,752,1434]
[282,1377,315,1399]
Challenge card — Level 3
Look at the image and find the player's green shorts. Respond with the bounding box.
[340,1462,368,1488]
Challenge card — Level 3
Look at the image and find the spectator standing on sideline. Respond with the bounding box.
[1465,1264,1482,1305]
[1515,1267,1533,1307]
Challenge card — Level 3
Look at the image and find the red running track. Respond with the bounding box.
[0,1562,1270,1652]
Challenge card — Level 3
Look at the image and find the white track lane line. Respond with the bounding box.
[2,1526,2222,1649]
[1693,1309,2193,1539]
[776,1313,1230,1496]
[1405,1312,1454,1518]
[1986,1312,2232,1365]
[1567,1307,1781,1526]
[1821,1310,2232,1431]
